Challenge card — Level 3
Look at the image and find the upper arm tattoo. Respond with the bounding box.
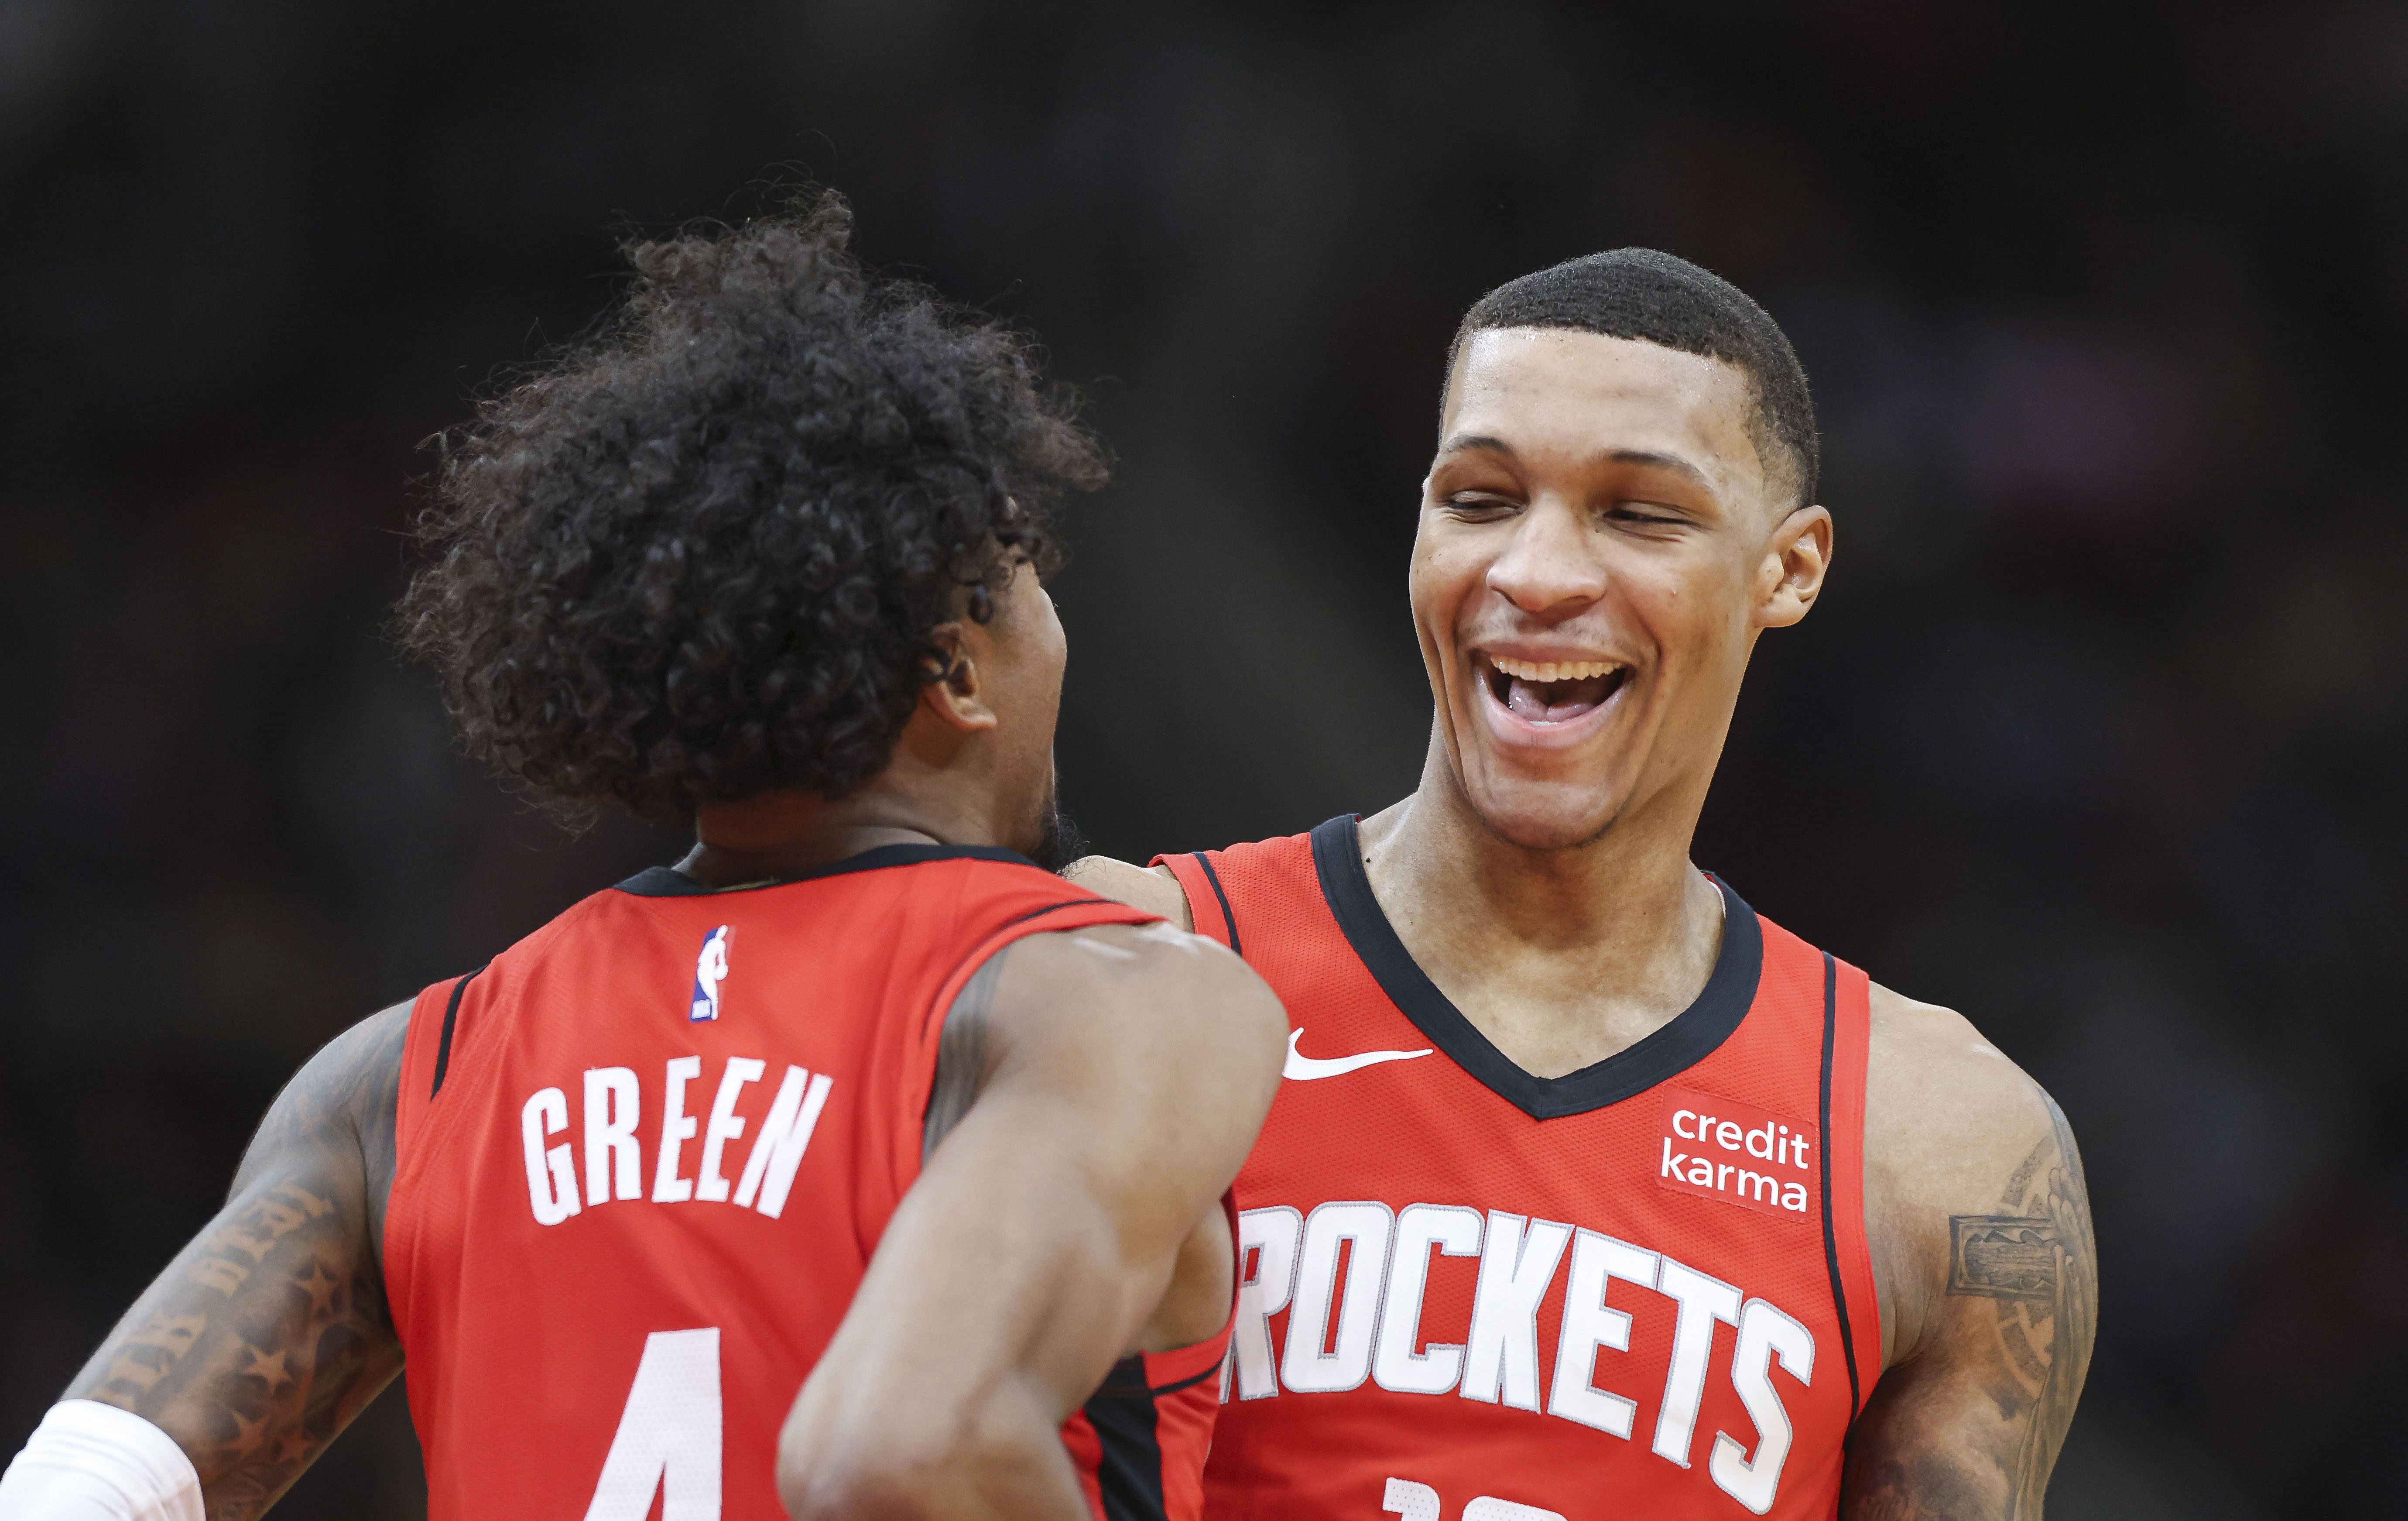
[923,948,1009,1162]
[1949,1093,2095,1512]
[1849,1093,2096,1520]
[67,1009,411,1521]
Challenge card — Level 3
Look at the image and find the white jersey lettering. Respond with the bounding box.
[1262,1198,1821,1513]
[582,1327,722,1520]
[508,1055,836,1223]
[584,1066,642,1206]
[1234,1206,1304,1400]
[1374,1204,1484,1395]
[651,1057,704,1204]
[1709,1298,1815,1514]
[733,1066,834,1219]
[1547,1230,1658,1436]
[1651,1258,1743,1466]
[693,1057,764,1203]
[1284,1202,1395,1393]
[523,1087,580,1226]
[1460,1212,1572,1411]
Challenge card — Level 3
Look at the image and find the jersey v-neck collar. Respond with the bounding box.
[1308,814,1763,1120]
[614,842,1036,897]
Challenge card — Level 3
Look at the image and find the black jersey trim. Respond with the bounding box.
[1817,950,1865,1415]
[613,842,1037,897]
[1082,1353,1168,1521]
[1004,898,1113,927]
[430,964,487,1101]
[1308,814,1763,1120]
[1144,1360,1224,1398]
[1192,851,1243,956]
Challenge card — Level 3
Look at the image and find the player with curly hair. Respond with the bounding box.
[0,195,1286,1521]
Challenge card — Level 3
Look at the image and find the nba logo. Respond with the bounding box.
[690,925,732,1022]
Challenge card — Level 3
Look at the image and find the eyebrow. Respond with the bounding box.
[1438,433,1514,457]
[1599,448,1715,489]
[1435,434,1716,489]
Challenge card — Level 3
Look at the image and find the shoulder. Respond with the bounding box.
[1060,854,1194,930]
[958,919,1286,1116]
[1864,983,2057,1150]
[1010,918,1268,1018]
[1861,982,2086,1363]
[235,1000,418,1246]
[272,1000,415,1133]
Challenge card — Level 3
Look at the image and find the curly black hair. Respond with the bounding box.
[396,192,1106,821]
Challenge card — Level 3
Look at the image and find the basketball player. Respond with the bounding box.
[1069,252,2096,1518]
[0,199,1286,1521]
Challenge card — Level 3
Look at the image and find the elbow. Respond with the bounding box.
[778,1458,952,1521]
[778,1412,1053,1521]
[775,1418,925,1521]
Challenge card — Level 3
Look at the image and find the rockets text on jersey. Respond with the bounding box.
[1158,818,1883,1521]
[383,844,1232,1521]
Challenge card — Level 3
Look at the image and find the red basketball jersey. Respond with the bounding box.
[384,844,1235,1521]
[1157,819,1882,1521]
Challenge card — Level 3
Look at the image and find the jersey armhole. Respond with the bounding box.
[1136,1188,1243,1392]
[1151,852,1233,952]
[890,899,1169,1202]
[1827,955,1885,1413]
[384,972,475,1340]
[390,978,462,1181]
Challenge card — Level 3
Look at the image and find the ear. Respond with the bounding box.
[1754,505,1833,630]
[918,622,1000,734]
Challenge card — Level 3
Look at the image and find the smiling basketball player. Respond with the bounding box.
[1071,251,2094,1519]
[0,199,1285,1521]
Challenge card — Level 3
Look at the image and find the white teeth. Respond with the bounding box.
[1487,654,1620,683]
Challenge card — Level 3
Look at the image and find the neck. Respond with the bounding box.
[1359,738,1725,1078]
[676,704,1032,886]
[677,783,1008,889]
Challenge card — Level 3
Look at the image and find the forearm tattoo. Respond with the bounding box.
[66,1012,409,1520]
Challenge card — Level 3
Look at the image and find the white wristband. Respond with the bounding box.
[0,1402,202,1521]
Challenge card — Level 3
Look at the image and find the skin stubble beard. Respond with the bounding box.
[1028,782,1086,872]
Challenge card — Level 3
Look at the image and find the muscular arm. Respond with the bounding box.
[778,921,1285,1520]
[1844,989,2096,1520]
[58,1004,411,1520]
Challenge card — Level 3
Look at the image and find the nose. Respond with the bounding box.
[1484,497,1606,619]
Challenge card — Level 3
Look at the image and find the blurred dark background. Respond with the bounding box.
[3,1,2404,1515]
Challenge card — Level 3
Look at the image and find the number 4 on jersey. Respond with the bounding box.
[584,1329,723,1521]
[1386,1478,1565,1521]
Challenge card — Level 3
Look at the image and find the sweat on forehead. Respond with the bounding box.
[1444,250,1820,510]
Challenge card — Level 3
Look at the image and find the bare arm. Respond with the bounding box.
[1843,989,2096,1519]
[777,921,1286,1520]
[61,1004,411,1520]
[1058,855,1193,930]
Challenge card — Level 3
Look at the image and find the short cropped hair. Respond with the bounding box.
[396,192,1105,822]
[1450,249,1819,508]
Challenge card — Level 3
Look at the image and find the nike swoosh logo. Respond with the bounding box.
[1283,1028,1436,1081]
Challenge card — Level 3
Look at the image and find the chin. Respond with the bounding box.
[1459,774,1629,852]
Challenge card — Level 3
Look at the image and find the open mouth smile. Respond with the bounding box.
[1476,652,1630,731]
